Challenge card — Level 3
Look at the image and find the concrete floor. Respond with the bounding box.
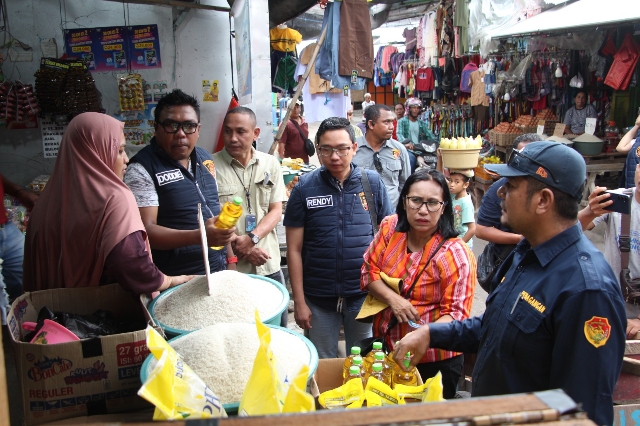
[2,109,608,424]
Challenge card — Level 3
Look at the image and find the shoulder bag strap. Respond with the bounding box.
[620,212,631,269]
[290,119,308,140]
[360,171,379,234]
[403,238,448,298]
[384,237,448,334]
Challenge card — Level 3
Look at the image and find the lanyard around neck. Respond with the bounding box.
[231,161,255,214]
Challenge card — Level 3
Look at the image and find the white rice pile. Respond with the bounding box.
[153,271,283,331]
[150,323,311,404]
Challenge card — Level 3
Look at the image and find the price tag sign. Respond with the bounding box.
[585,118,597,135]
[537,120,545,136]
[553,123,566,137]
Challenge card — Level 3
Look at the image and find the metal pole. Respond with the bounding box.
[269,24,329,156]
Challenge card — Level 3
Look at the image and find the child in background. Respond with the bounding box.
[448,169,476,247]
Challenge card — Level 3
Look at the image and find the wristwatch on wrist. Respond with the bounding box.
[226,256,238,265]
[248,232,260,244]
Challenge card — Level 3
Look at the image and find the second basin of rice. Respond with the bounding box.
[150,323,311,405]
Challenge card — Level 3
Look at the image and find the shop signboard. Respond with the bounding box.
[128,24,162,70]
[39,119,67,158]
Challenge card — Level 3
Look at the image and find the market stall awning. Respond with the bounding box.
[491,0,640,39]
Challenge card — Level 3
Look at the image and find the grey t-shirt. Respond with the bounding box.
[563,104,597,134]
[124,160,193,208]
[593,193,640,281]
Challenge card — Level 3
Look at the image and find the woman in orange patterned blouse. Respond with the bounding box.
[361,169,476,398]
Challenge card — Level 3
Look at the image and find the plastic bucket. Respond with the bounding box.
[22,320,80,344]
[139,325,319,415]
[282,170,297,185]
[148,274,289,339]
[440,148,481,169]
[573,140,604,156]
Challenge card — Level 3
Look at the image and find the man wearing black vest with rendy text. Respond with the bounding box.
[125,89,235,275]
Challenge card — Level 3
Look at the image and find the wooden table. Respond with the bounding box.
[581,151,627,206]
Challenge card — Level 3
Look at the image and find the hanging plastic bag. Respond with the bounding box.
[239,311,315,416]
[138,326,227,420]
[569,73,584,88]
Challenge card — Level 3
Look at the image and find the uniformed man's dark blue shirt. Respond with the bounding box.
[430,223,625,426]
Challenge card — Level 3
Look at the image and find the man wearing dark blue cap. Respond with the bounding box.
[393,141,625,426]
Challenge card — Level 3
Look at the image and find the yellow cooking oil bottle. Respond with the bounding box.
[342,346,362,381]
[392,352,419,388]
[362,341,384,373]
[372,351,392,386]
[345,365,365,387]
[210,196,243,250]
[369,362,389,386]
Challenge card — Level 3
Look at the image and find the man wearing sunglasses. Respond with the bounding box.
[394,141,625,426]
[125,89,235,276]
[285,117,392,358]
[354,104,411,208]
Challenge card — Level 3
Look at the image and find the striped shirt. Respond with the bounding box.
[360,215,476,363]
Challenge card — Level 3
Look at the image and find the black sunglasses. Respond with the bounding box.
[373,152,383,173]
[507,149,560,184]
[159,120,200,134]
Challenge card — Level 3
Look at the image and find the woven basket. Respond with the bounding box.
[489,130,520,147]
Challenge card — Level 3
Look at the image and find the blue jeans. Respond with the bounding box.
[305,296,372,359]
[0,221,24,323]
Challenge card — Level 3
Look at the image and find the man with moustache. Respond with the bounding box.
[125,89,235,275]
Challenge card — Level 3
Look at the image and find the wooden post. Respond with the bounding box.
[0,326,10,426]
[269,24,329,156]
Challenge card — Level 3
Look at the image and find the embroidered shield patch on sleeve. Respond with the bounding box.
[584,316,611,348]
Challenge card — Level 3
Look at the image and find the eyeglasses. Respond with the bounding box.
[405,196,446,212]
[373,152,383,173]
[507,149,559,184]
[159,120,200,135]
[318,145,352,157]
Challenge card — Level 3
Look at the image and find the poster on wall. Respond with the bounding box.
[94,26,129,71]
[113,102,157,148]
[39,119,67,158]
[128,25,162,70]
[64,28,96,71]
[232,0,252,104]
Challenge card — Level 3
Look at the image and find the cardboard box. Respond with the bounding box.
[7,284,152,426]
[311,358,423,401]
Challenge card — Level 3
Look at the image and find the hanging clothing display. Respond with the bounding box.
[605,34,640,91]
[403,27,417,51]
[316,0,368,92]
[338,0,374,79]
[273,55,298,93]
[270,26,302,53]
[300,43,341,95]
[453,0,470,56]
[295,61,351,123]
[469,69,489,107]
